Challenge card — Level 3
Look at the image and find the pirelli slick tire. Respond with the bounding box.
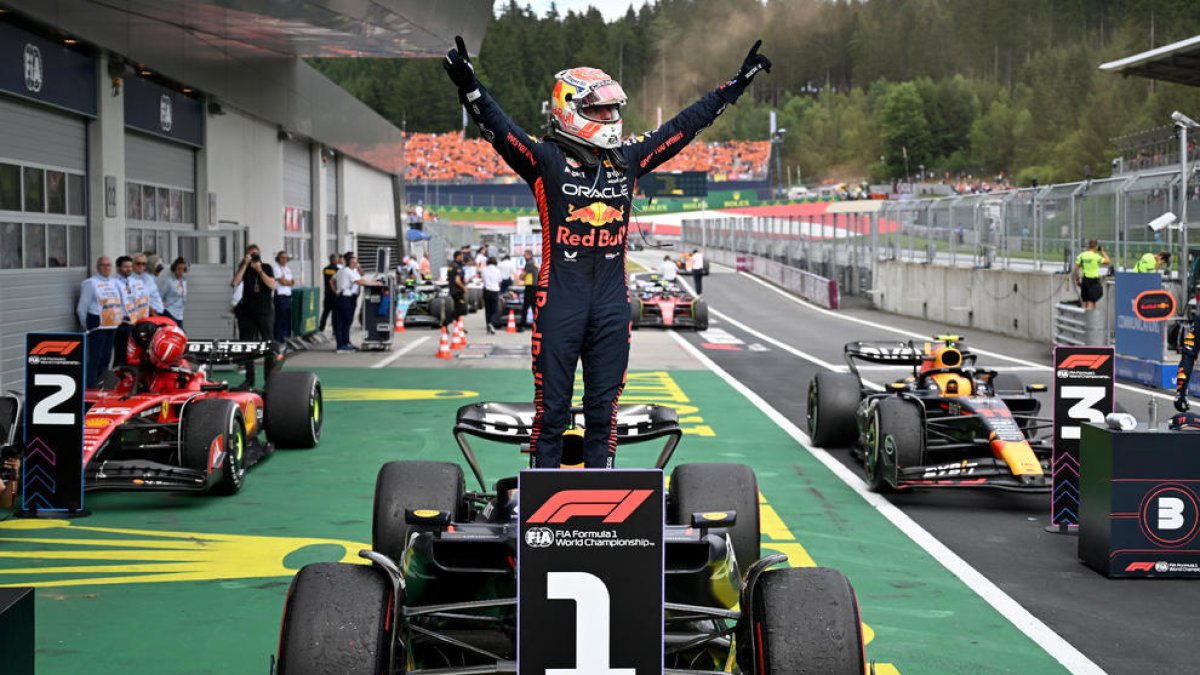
[865,397,923,492]
[670,463,760,577]
[429,296,452,326]
[466,287,483,313]
[264,371,323,449]
[276,563,394,675]
[807,372,861,447]
[182,399,246,495]
[630,297,643,330]
[750,567,866,674]
[373,461,465,562]
[692,299,710,332]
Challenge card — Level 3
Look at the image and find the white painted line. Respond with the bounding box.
[736,269,1189,405]
[371,336,431,369]
[667,330,1105,675]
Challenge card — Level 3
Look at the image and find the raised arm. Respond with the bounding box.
[445,36,544,183]
[623,40,772,178]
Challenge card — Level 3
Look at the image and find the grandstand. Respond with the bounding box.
[403,132,769,182]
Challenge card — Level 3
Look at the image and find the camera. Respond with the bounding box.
[250,252,261,263]
[1149,212,1178,233]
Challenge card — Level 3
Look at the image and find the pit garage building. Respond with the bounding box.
[0,0,491,388]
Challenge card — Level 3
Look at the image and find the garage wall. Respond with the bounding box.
[342,157,395,238]
[205,107,283,254]
[0,270,85,390]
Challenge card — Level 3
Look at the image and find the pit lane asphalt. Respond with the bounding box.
[651,258,1199,675]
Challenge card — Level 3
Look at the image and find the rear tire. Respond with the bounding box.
[864,397,923,492]
[276,563,393,675]
[751,567,865,675]
[630,298,643,330]
[807,372,861,447]
[264,371,323,449]
[692,298,709,332]
[670,463,760,576]
[373,461,465,562]
[182,399,246,495]
[429,296,451,326]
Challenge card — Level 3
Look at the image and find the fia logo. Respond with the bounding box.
[159,95,173,133]
[525,527,553,548]
[23,44,43,93]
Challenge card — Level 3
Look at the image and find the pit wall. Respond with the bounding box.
[870,259,1085,343]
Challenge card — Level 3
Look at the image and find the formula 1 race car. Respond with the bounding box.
[630,273,709,331]
[806,335,1052,492]
[398,280,455,328]
[72,340,322,494]
[487,285,530,328]
[274,404,865,674]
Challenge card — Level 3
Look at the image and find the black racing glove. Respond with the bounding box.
[718,40,772,104]
[1176,390,1190,413]
[443,35,479,93]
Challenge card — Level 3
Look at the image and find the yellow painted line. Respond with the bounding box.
[324,388,478,401]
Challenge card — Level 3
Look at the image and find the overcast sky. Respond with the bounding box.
[510,1,654,21]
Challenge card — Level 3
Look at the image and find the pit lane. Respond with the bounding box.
[648,254,1199,674]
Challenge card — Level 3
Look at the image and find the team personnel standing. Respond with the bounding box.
[231,244,277,386]
[320,253,341,334]
[1072,240,1110,311]
[448,250,468,323]
[272,250,296,343]
[659,255,679,282]
[690,249,705,294]
[445,35,770,467]
[481,256,502,335]
[112,256,144,365]
[1134,250,1170,274]
[158,257,188,328]
[134,253,164,317]
[77,257,124,387]
[498,254,516,292]
[520,250,538,328]
[332,252,378,352]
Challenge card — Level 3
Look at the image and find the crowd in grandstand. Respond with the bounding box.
[404,132,770,182]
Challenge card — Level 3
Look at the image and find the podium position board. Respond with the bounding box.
[1079,424,1200,577]
[22,333,86,514]
[518,469,663,674]
[1052,346,1114,526]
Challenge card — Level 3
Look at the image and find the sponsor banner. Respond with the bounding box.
[23,333,87,513]
[1134,289,1176,321]
[1052,346,1115,527]
[1114,272,1165,362]
[518,469,663,674]
[124,73,204,147]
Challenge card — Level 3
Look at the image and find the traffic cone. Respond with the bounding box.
[456,316,469,348]
[394,308,405,333]
[506,309,518,333]
[436,327,453,360]
[450,318,465,350]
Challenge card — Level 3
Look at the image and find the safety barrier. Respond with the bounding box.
[1053,302,1105,346]
[707,248,839,309]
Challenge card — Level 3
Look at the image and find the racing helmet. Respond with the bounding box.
[550,67,627,149]
[148,325,188,368]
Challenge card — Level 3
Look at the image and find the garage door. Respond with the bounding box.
[0,96,89,391]
[284,140,314,285]
[124,132,196,260]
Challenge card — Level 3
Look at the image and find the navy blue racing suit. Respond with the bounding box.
[461,84,736,468]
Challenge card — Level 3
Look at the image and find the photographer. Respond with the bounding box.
[230,244,277,386]
[1072,239,1110,311]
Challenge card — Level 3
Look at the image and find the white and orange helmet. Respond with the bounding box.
[550,67,627,149]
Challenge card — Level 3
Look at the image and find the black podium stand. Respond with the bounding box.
[0,587,34,674]
[1079,424,1200,578]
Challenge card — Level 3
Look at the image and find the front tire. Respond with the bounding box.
[264,371,323,449]
[669,463,760,576]
[630,297,643,330]
[807,372,861,447]
[182,399,246,495]
[373,461,465,562]
[276,563,393,675]
[751,567,865,674]
[692,298,709,332]
[865,397,923,492]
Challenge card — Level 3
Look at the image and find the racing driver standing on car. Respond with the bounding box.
[443,36,771,469]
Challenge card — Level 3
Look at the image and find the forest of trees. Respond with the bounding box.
[311,0,1200,186]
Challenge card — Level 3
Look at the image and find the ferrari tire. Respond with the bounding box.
[865,397,923,492]
[182,399,246,495]
[807,372,861,447]
[750,567,865,675]
[670,463,760,576]
[373,461,465,562]
[264,371,323,449]
[692,298,709,332]
[630,297,643,330]
[276,563,394,675]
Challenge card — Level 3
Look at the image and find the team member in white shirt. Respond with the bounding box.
[689,249,705,295]
[481,256,503,335]
[134,252,164,317]
[659,255,679,282]
[113,256,148,365]
[497,254,516,291]
[272,251,296,343]
[76,257,124,387]
[332,252,379,353]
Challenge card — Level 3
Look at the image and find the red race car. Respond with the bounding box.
[630,273,709,331]
[82,336,322,495]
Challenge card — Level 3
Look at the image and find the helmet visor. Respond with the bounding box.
[578,81,626,108]
[578,103,621,122]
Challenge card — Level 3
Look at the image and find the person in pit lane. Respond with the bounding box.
[121,315,193,393]
[1174,312,1200,414]
[443,35,771,468]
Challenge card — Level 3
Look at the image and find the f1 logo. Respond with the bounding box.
[1159,497,1185,530]
[1124,561,1156,573]
[29,341,80,356]
[527,489,652,524]
[1058,354,1110,370]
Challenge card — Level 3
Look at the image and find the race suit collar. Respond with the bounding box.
[544,129,627,171]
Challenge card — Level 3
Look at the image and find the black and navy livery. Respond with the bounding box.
[445,37,770,468]
[1175,314,1200,412]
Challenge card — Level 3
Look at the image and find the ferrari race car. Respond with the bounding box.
[630,273,709,331]
[274,404,865,674]
[30,339,322,495]
[398,280,455,328]
[806,335,1052,492]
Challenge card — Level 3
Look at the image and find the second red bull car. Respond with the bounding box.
[806,336,1052,492]
[630,273,709,331]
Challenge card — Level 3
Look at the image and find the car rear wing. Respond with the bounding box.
[453,401,682,490]
[185,340,282,366]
